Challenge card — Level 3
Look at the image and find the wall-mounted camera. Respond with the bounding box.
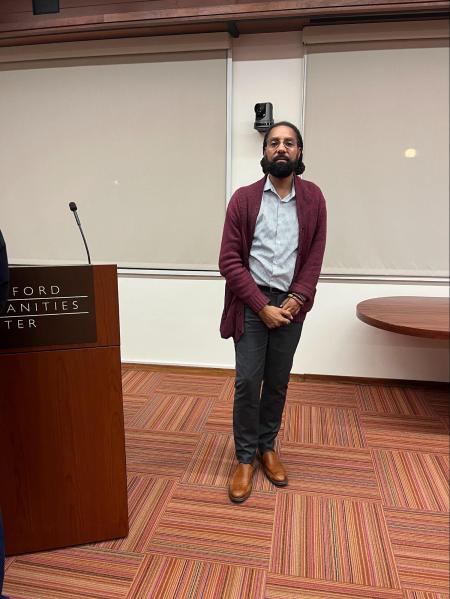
[254,103,274,132]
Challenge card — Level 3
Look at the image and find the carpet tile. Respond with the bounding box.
[403,592,449,599]
[148,485,276,568]
[3,548,142,599]
[416,389,450,429]
[94,476,176,553]
[125,429,199,478]
[372,449,449,512]
[4,369,449,599]
[154,373,229,397]
[182,432,276,493]
[278,444,381,500]
[5,556,15,570]
[216,376,235,402]
[357,386,436,417]
[266,573,403,598]
[203,395,287,437]
[122,394,149,428]
[128,393,213,432]
[287,381,359,407]
[361,415,449,453]
[121,369,164,396]
[271,493,401,590]
[285,404,366,447]
[127,553,266,599]
[385,509,449,594]
[203,398,234,433]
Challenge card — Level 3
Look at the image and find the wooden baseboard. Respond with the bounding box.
[122,362,234,377]
[294,373,449,389]
[121,362,449,389]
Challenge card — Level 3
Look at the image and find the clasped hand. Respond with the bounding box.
[258,297,300,329]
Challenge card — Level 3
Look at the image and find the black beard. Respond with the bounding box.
[260,156,297,178]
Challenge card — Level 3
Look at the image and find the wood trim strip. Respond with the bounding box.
[122,362,235,377]
[298,372,450,389]
[0,1,447,46]
[2,3,448,31]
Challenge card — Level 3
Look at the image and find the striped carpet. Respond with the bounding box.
[4,370,449,598]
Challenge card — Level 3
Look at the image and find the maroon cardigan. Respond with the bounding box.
[219,175,327,342]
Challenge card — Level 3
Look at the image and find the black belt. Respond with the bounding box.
[257,285,286,294]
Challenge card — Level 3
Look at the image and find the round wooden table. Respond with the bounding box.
[356,296,449,340]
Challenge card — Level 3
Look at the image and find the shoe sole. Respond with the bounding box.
[263,467,288,487]
[228,489,252,503]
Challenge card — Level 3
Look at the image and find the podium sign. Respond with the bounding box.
[0,265,96,348]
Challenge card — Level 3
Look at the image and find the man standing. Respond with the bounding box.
[219,121,326,503]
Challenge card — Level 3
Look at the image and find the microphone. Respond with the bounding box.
[69,202,91,265]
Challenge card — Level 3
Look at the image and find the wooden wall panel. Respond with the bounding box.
[0,1,32,15]
[0,0,448,45]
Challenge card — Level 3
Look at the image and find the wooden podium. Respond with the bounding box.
[0,264,128,555]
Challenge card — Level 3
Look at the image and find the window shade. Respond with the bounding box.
[1,50,227,270]
[303,33,449,277]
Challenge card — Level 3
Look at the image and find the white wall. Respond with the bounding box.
[118,32,449,382]
[231,32,304,191]
[119,276,448,381]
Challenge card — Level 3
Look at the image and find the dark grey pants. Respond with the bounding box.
[233,289,303,463]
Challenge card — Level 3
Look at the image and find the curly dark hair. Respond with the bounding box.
[261,120,305,175]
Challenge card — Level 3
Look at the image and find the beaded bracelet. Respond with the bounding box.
[288,293,304,306]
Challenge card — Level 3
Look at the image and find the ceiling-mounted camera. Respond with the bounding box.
[254,103,274,132]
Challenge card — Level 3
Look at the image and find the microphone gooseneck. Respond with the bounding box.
[68,202,91,265]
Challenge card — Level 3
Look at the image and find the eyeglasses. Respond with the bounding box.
[267,138,298,149]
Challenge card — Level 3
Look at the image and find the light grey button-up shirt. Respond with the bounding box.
[249,176,299,292]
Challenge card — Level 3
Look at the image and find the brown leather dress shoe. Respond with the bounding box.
[228,463,255,503]
[261,451,288,486]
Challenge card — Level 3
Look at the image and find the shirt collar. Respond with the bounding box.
[264,175,296,202]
